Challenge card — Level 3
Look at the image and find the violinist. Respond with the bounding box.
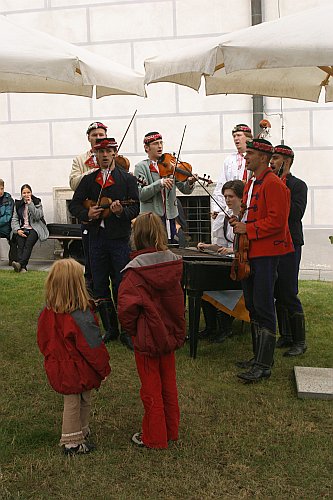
[69,121,108,293]
[134,132,196,242]
[69,137,140,349]
[230,139,294,383]
[270,145,307,357]
[197,180,244,343]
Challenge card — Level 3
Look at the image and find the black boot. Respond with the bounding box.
[199,300,217,340]
[276,304,293,348]
[235,320,259,368]
[97,300,119,343]
[211,312,234,343]
[237,327,275,383]
[283,312,307,357]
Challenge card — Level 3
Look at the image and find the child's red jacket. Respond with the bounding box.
[118,248,186,357]
[37,308,111,394]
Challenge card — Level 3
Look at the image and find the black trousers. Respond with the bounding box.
[242,255,280,333]
[17,229,38,268]
[275,245,303,315]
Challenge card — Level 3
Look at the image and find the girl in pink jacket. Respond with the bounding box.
[37,259,111,455]
[118,212,186,449]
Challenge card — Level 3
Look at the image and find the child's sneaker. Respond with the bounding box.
[131,432,145,447]
[63,442,95,456]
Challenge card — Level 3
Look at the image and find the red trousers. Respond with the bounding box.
[134,351,180,449]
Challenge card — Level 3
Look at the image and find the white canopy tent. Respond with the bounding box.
[0,14,145,98]
[144,5,333,102]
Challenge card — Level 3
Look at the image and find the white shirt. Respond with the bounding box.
[211,152,247,213]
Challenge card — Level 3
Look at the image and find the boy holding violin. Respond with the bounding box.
[69,137,140,347]
[134,132,196,242]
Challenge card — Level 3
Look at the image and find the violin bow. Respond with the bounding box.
[189,173,231,220]
[171,125,187,180]
[96,109,137,204]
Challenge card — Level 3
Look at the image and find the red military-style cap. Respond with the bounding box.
[93,137,118,150]
[246,138,274,155]
[273,144,294,158]
[86,121,108,135]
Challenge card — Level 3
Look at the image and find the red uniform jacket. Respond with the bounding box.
[37,308,111,395]
[117,248,186,357]
[244,168,294,258]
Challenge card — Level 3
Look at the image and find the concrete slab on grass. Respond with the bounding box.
[294,366,333,400]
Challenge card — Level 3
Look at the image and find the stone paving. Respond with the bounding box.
[294,367,333,400]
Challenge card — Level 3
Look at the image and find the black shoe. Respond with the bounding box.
[237,364,271,383]
[12,261,21,273]
[98,300,119,342]
[235,357,255,369]
[283,344,307,357]
[210,330,232,344]
[63,442,95,456]
[198,328,216,340]
[276,336,293,348]
[120,332,134,351]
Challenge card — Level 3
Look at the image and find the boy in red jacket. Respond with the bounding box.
[118,212,186,449]
[37,259,111,455]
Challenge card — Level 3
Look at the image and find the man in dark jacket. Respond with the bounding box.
[270,144,308,356]
[69,138,140,346]
[0,179,17,264]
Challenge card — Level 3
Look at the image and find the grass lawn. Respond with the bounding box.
[1,270,332,499]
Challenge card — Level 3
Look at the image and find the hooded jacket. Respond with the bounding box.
[117,248,186,357]
[11,195,49,241]
[37,308,111,395]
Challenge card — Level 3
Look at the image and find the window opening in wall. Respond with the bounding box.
[178,195,211,246]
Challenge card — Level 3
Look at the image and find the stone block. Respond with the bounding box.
[282,111,311,148]
[0,123,50,158]
[9,94,90,121]
[263,0,322,22]
[136,115,221,153]
[295,151,333,186]
[175,0,251,36]
[51,0,109,6]
[313,110,333,147]
[0,95,9,121]
[90,2,173,42]
[52,121,93,156]
[0,162,13,193]
[313,189,333,226]
[294,366,333,400]
[178,85,252,114]
[0,0,44,11]
[13,159,71,193]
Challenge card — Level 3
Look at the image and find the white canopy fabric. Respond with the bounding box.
[0,14,145,98]
[144,5,333,102]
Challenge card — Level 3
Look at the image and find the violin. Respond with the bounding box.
[230,203,250,281]
[115,155,130,171]
[157,153,212,185]
[83,196,137,220]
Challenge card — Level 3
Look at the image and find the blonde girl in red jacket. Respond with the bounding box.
[37,259,111,455]
[118,212,186,449]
